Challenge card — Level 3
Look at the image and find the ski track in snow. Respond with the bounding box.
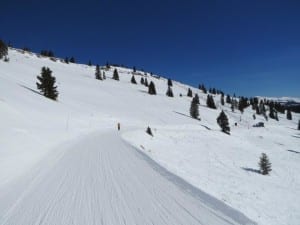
[0,130,255,225]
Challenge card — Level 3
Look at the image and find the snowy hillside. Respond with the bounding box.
[1,48,299,225]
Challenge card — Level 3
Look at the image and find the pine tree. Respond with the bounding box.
[95,64,102,80]
[166,86,174,97]
[207,95,216,109]
[65,57,69,64]
[70,57,75,63]
[140,77,145,85]
[231,102,235,112]
[187,88,193,97]
[0,39,8,59]
[113,68,119,80]
[226,95,231,104]
[259,153,272,175]
[131,75,137,84]
[88,60,92,66]
[144,78,149,87]
[298,120,300,130]
[133,66,136,73]
[167,78,173,87]
[194,94,200,104]
[36,67,58,100]
[286,109,292,120]
[190,96,200,119]
[146,126,153,136]
[221,95,225,106]
[103,71,106,79]
[217,110,230,134]
[148,81,157,95]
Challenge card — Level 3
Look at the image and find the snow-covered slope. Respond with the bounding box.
[0,49,299,225]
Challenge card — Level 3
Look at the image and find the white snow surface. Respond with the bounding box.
[0,49,299,225]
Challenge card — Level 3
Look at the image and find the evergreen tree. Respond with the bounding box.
[206,95,217,109]
[103,71,106,79]
[194,94,200,104]
[133,66,136,73]
[298,120,300,130]
[217,110,230,134]
[167,78,173,87]
[140,77,145,85]
[95,64,102,80]
[88,60,92,66]
[65,57,69,64]
[187,88,193,97]
[0,39,8,59]
[144,78,149,87]
[148,81,157,95]
[131,75,137,84]
[146,126,153,136]
[226,94,231,104]
[36,67,58,100]
[113,68,119,80]
[70,57,75,63]
[269,104,276,120]
[221,95,225,106]
[259,153,272,175]
[231,102,235,112]
[166,86,174,97]
[190,96,200,119]
[286,109,292,120]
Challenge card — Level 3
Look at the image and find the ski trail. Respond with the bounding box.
[0,130,255,225]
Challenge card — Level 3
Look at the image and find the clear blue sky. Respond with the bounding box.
[1,0,300,97]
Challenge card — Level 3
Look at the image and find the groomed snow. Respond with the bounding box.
[0,49,299,225]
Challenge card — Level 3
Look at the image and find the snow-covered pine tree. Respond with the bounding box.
[217,110,230,134]
[113,68,119,80]
[259,153,272,175]
[36,67,58,100]
[140,77,144,85]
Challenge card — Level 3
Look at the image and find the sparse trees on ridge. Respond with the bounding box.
[167,78,173,87]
